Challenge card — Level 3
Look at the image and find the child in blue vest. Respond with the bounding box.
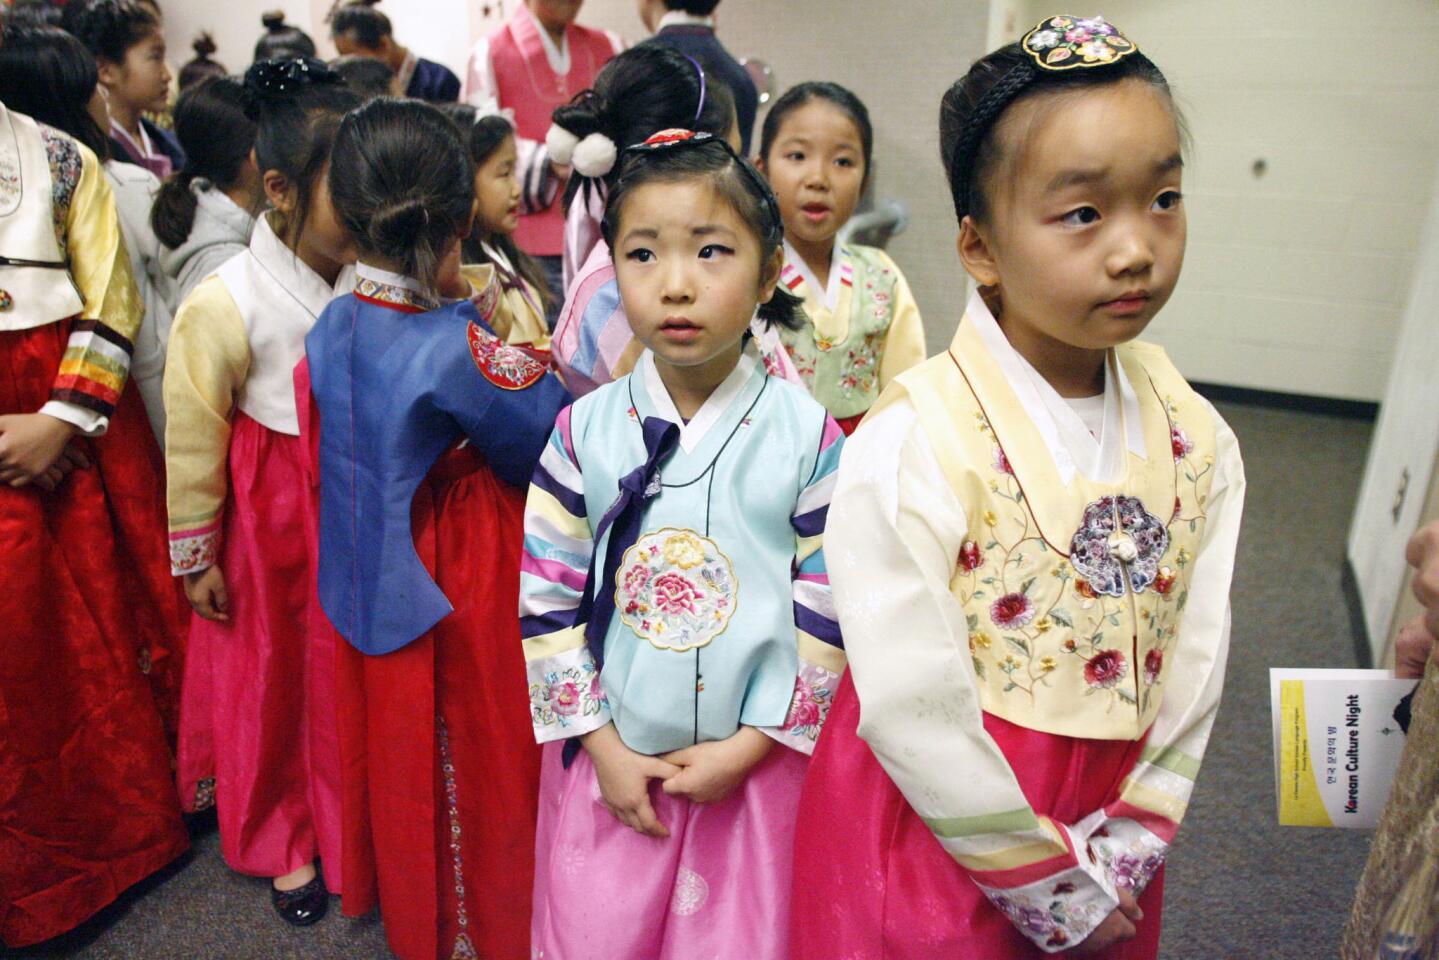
[520,129,845,958]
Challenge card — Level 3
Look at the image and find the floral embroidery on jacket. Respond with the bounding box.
[169,524,220,575]
[982,875,1110,950]
[529,660,607,732]
[467,322,548,390]
[952,386,1207,718]
[615,528,737,652]
[41,127,81,254]
[779,660,837,742]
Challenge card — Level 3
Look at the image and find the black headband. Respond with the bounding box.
[608,129,785,248]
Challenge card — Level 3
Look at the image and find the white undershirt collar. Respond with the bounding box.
[518,3,571,75]
[658,11,715,30]
[782,240,840,312]
[964,289,1146,485]
[640,340,761,454]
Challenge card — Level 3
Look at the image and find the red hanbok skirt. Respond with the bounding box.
[335,444,541,960]
[791,671,1165,959]
[174,412,342,883]
[0,321,190,947]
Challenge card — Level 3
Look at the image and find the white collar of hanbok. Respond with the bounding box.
[244,213,342,320]
[782,239,840,313]
[515,1,570,73]
[658,10,715,29]
[640,339,762,455]
[963,289,1146,486]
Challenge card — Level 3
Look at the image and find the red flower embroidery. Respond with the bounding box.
[958,540,983,572]
[992,446,1014,476]
[1144,648,1163,685]
[1171,426,1193,462]
[552,681,581,716]
[1153,565,1176,595]
[1083,649,1128,689]
[652,572,703,615]
[783,679,822,730]
[990,592,1036,629]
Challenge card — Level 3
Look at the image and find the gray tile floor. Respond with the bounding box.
[5,400,1379,960]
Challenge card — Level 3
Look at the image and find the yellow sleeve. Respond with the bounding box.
[162,275,250,575]
[877,252,927,390]
[45,142,143,424]
[68,143,141,339]
[462,262,552,350]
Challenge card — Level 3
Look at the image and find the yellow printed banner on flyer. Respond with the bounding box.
[1269,668,1415,828]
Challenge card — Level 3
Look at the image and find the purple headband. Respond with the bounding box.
[683,55,707,125]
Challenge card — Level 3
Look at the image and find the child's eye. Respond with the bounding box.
[785,151,805,162]
[697,244,734,260]
[1153,190,1183,212]
[625,248,654,263]
[836,157,855,168]
[1060,206,1101,226]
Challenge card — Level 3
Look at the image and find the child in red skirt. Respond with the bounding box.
[791,16,1245,958]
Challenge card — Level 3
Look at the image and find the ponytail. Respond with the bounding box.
[151,75,258,249]
[150,170,201,249]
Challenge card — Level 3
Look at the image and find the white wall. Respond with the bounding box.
[1347,159,1439,664]
[1010,0,1439,402]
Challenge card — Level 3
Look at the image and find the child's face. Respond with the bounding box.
[962,79,1186,351]
[475,135,522,236]
[528,0,583,33]
[615,178,780,374]
[760,99,866,254]
[103,28,171,115]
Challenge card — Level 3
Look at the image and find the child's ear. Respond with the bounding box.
[95,57,121,90]
[957,215,1000,288]
[262,169,294,213]
[757,246,783,304]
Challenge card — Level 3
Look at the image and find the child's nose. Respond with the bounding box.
[1106,228,1155,276]
[660,262,695,303]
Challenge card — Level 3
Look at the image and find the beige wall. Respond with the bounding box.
[1009,0,1439,401]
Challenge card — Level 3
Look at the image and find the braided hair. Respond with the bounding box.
[940,40,1176,225]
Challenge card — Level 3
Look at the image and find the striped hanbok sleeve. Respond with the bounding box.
[39,135,142,431]
[521,405,611,742]
[760,413,847,755]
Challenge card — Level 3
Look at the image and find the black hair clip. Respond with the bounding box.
[242,57,341,112]
[621,129,784,246]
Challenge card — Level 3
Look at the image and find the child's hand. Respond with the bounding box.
[1066,889,1141,956]
[659,726,774,805]
[1394,615,1436,679]
[0,414,78,488]
[581,723,680,838]
[184,566,230,621]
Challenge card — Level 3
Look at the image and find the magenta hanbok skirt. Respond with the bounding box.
[531,737,808,959]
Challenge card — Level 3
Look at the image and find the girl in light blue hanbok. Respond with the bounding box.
[520,129,846,960]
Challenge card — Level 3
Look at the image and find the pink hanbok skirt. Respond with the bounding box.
[791,671,1164,959]
[531,738,808,959]
[174,412,342,883]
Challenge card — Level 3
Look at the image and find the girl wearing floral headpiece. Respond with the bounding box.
[791,16,1245,959]
[520,130,845,958]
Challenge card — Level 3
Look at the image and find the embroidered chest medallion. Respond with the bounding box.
[615,528,736,652]
[1068,495,1169,598]
[467,322,547,390]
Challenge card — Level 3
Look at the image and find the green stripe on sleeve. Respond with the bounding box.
[1141,745,1200,780]
[922,807,1040,839]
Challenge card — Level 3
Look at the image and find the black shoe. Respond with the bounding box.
[271,875,328,927]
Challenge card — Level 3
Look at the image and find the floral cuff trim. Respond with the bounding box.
[760,659,840,755]
[528,645,611,743]
[974,829,1118,953]
[1087,818,1168,899]
[169,523,220,576]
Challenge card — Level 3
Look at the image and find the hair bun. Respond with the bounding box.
[243,57,342,116]
[192,31,217,59]
[261,10,287,30]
